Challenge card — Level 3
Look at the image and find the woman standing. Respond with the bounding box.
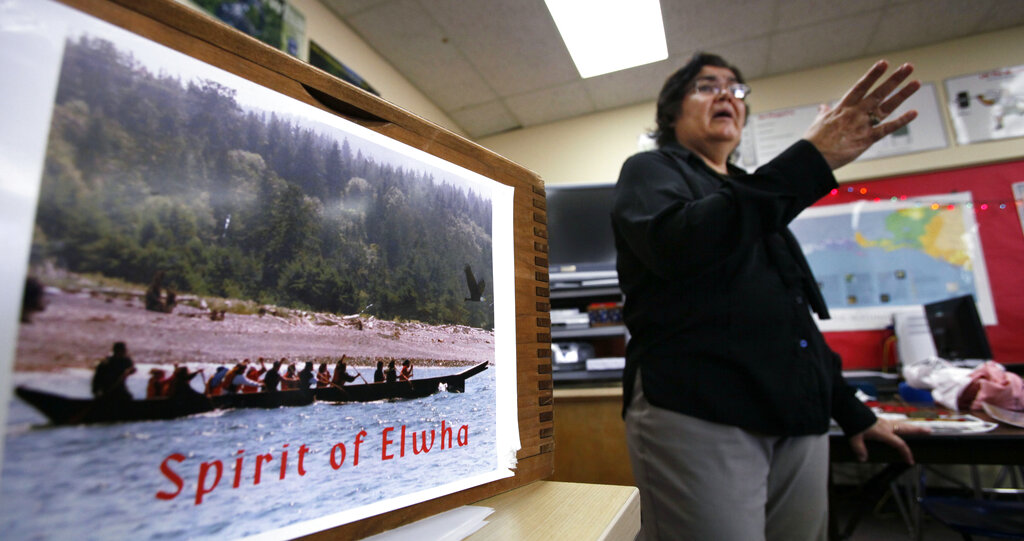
[612,52,929,540]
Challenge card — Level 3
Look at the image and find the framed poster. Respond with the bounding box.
[184,0,309,60]
[309,40,379,96]
[0,0,523,539]
[1014,182,1024,239]
[739,84,949,170]
[945,64,1024,145]
[737,103,820,170]
[854,83,948,162]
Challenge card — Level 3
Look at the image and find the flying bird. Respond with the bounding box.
[464,264,486,302]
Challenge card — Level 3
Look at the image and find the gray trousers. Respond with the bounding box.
[625,371,829,541]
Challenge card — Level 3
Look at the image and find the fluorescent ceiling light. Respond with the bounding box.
[544,0,668,78]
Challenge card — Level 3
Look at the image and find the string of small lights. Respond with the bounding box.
[825,185,1022,211]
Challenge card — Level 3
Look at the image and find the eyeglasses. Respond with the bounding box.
[693,82,750,100]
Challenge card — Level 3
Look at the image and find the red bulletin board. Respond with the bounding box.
[819,158,1024,370]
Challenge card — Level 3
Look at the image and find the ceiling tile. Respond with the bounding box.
[448,101,522,139]
[320,0,393,18]
[704,37,772,81]
[322,0,1020,138]
[582,59,674,110]
[774,0,890,31]
[504,82,596,127]
[345,0,497,110]
[969,0,1024,33]
[768,11,880,74]
[662,0,778,54]
[865,0,995,56]
[421,0,579,96]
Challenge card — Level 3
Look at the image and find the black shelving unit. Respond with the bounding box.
[550,281,627,385]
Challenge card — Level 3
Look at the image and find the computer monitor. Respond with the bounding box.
[923,294,993,361]
[545,184,618,284]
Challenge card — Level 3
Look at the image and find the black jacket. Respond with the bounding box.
[612,140,876,436]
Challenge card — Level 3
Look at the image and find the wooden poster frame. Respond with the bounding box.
[45,0,554,538]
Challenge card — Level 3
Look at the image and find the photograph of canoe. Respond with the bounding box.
[16,362,488,425]
[0,3,516,538]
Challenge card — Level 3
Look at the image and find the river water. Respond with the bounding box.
[0,366,498,540]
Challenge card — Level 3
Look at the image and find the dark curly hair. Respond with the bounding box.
[652,52,748,148]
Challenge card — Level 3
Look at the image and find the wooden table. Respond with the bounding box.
[467,481,640,541]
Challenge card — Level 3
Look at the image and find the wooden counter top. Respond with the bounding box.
[467,481,639,541]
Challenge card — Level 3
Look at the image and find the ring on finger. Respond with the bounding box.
[869,112,882,126]
[893,424,900,434]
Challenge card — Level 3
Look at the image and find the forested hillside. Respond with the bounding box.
[33,36,494,329]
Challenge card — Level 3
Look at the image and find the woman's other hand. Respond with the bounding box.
[848,417,932,464]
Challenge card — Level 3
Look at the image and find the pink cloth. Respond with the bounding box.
[959,361,1024,411]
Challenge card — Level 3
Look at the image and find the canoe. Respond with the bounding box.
[314,361,489,402]
[212,389,314,410]
[14,386,218,425]
[14,386,316,425]
[14,362,489,425]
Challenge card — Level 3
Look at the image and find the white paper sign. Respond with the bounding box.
[856,83,948,161]
[738,103,819,170]
[739,83,949,170]
[945,65,1024,144]
[1013,182,1024,239]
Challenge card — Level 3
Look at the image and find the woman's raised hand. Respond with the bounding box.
[804,60,921,170]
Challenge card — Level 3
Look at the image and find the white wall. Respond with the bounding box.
[476,25,1024,186]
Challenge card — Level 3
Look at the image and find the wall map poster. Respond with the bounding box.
[0,1,519,539]
[790,192,994,332]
